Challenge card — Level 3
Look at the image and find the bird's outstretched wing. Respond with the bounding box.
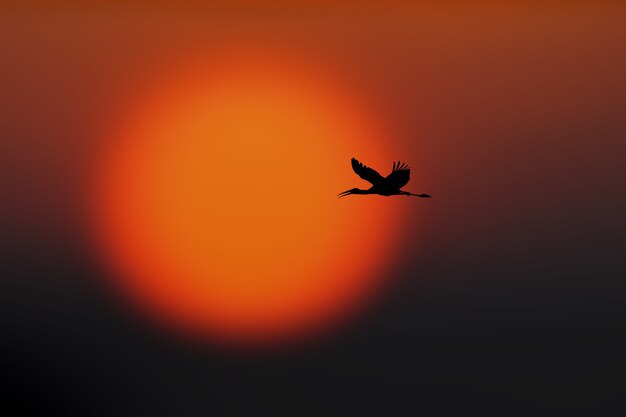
[384,161,411,190]
[351,158,384,185]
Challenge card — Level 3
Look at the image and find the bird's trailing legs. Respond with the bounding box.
[400,191,432,198]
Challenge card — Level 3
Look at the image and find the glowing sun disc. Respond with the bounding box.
[91,46,404,346]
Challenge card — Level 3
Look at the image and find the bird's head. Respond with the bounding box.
[337,188,363,198]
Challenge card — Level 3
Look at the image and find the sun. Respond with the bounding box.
[91,46,405,347]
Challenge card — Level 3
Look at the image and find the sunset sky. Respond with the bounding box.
[2,3,626,415]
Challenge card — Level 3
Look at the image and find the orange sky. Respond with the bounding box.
[2,3,626,343]
[3,8,626,414]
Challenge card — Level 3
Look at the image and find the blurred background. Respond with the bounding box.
[1,2,626,415]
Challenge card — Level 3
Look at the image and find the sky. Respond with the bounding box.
[2,3,626,415]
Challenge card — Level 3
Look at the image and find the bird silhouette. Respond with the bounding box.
[338,158,432,199]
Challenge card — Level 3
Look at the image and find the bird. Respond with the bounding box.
[338,158,432,199]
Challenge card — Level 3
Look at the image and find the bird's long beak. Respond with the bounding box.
[337,189,352,198]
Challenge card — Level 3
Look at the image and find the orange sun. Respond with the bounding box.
[91,45,405,347]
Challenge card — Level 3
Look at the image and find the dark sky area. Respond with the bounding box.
[1,3,626,415]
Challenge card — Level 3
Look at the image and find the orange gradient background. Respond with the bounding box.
[4,2,624,355]
[91,44,408,345]
[3,4,626,413]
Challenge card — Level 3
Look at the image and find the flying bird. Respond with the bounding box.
[338,158,432,199]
